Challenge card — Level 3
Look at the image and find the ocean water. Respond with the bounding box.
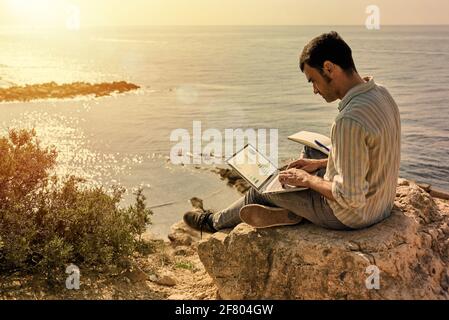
[1,25,448,237]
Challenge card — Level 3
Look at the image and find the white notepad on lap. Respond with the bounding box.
[288,131,331,156]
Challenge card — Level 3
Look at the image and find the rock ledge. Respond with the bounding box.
[197,180,449,299]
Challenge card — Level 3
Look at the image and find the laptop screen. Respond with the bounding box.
[226,144,278,190]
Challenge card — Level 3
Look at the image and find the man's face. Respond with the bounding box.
[303,63,338,103]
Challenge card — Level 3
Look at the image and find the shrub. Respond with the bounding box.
[0,129,152,281]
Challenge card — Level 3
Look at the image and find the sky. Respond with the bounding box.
[0,0,448,28]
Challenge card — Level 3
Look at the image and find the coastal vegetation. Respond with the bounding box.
[0,129,152,284]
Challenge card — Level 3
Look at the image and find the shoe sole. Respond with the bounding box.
[239,204,303,229]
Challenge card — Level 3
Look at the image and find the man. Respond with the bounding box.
[184,31,401,234]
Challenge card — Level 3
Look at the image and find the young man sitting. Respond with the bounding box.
[184,31,401,234]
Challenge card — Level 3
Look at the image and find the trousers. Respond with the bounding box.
[211,146,351,231]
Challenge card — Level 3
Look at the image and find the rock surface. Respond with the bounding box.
[168,219,213,247]
[0,81,140,102]
[197,180,449,300]
[211,168,251,194]
[149,272,177,287]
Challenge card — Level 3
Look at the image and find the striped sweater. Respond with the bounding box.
[323,77,401,229]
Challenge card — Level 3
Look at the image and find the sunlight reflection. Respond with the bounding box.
[0,111,129,190]
[176,85,199,105]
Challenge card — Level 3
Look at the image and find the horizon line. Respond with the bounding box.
[1,23,449,29]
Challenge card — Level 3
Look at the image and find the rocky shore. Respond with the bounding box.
[1,173,448,300]
[0,81,140,103]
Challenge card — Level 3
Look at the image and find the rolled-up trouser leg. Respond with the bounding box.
[211,187,274,230]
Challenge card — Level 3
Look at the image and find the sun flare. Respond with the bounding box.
[6,0,66,27]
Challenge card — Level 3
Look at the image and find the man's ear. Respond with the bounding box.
[323,61,334,74]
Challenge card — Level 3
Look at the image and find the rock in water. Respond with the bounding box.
[197,181,449,300]
[0,81,140,102]
[190,197,204,210]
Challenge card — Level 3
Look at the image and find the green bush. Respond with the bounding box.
[0,129,152,280]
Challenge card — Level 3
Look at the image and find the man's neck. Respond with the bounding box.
[336,73,366,100]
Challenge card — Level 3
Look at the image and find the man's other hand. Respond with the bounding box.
[286,158,325,173]
[279,169,311,188]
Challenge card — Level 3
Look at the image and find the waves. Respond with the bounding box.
[93,37,164,45]
[356,48,449,56]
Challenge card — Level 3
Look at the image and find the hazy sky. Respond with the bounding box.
[0,0,448,28]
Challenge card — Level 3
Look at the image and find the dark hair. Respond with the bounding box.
[299,31,357,74]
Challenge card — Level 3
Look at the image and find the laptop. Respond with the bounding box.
[226,144,308,194]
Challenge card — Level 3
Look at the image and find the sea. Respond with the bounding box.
[1,25,448,238]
